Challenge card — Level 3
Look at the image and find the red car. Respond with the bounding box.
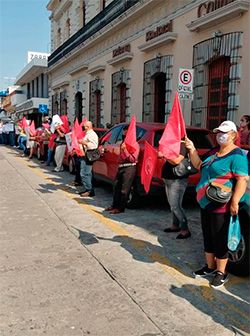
[93,122,215,207]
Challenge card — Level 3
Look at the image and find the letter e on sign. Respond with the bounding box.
[178,68,194,93]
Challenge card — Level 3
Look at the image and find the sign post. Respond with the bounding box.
[177,68,194,121]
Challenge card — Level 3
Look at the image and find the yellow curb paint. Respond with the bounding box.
[17,157,250,330]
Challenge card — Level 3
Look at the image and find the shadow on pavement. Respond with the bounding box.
[170,284,250,335]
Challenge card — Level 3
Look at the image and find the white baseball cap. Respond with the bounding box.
[213,120,237,133]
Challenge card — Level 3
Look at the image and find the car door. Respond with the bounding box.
[93,125,123,182]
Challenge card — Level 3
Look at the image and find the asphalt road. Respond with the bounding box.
[0,146,249,336]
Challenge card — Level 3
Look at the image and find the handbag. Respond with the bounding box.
[227,215,241,251]
[85,148,100,162]
[205,154,233,205]
[206,182,233,205]
[172,156,198,177]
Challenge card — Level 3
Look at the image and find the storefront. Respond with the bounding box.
[47,0,249,129]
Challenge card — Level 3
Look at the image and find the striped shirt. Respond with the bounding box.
[196,148,248,213]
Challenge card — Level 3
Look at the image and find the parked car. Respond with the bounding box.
[63,127,108,173]
[93,122,214,207]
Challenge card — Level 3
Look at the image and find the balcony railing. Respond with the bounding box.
[48,0,139,67]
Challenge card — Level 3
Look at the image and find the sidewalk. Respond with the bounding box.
[0,146,249,336]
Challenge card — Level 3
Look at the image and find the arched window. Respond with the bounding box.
[101,0,106,10]
[207,57,230,130]
[82,1,86,26]
[57,28,61,48]
[66,18,70,39]
[75,92,83,123]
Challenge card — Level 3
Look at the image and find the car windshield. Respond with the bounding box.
[154,129,213,149]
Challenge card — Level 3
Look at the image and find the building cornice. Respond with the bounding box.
[138,32,178,52]
[107,52,134,66]
[186,0,249,32]
[87,65,106,76]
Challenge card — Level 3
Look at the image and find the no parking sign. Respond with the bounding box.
[178,68,194,94]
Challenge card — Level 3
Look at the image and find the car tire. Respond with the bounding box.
[68,157,75,174]
[227,206,250,276]
[126,184,141,209]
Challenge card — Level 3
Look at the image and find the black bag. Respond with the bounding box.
[172,157,198,177]
[85,148,101,162]
[54,137,66,145]
[206,182,232,205]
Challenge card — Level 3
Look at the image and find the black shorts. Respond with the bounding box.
[200,209,231,259]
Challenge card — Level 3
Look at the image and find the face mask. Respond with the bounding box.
[216,132,229,145]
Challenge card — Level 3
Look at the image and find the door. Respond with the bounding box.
[154,72,166,123]
[207,57,230,130]
[119,83,126,123]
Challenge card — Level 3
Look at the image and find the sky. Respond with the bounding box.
[0,0,50,91]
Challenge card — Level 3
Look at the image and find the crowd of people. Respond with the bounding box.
[0,112,249,289]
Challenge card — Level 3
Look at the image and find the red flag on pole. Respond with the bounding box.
[29,120,36,136]
[124,115,137,154]
[74,119,85,140]
[159,92,186,160]
[22,117,28,129]
[80,117,88,128]
[141,141,158,194]
[71,130,84,156]
[60,115,70,133]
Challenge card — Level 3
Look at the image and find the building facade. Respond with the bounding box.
[47,0,250,129]
[15,57,49,125]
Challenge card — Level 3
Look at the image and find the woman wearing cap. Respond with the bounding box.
[185,120,248,289]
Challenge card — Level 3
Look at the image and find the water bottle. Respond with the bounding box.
[228,236,240,252]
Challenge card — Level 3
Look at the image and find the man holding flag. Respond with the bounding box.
[105,116,140,214]
[158,93,191,239]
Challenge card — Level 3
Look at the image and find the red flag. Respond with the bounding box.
[80,117,88,128]
[74,119,85,139]
[71,130,84,156]
[60,115,70,133]
[22,117,28,129]
[159,92,186,160]
[124,115,137,154]
[141,141,158,194]
[29,120,36,136]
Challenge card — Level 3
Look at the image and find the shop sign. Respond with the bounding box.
[16,100,33,112]
[198,0,235,17]
[113,44,131,58]
[27,51,50,63]
[146,21,172,42]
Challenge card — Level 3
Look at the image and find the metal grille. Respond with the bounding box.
[143,55,173,122]
[192,32,243,128]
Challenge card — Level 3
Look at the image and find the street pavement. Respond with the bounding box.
[0,145,249,336]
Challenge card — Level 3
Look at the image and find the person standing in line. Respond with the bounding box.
[239,115,250,149]
[159,141,191,239]
[0,121,3,144]
[51,115,66,172]
[185,121,248,289]
[105,126,140,214]
[78,121,98,197]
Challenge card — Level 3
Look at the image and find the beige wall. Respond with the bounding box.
[48,0,250,127]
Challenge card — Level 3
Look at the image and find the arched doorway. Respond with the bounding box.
[95,90,101,127]
[119,83,126,123]
[61,98,67,115]
[75,91,83,123]
[207,57,230,130]
[153,72,166,123]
